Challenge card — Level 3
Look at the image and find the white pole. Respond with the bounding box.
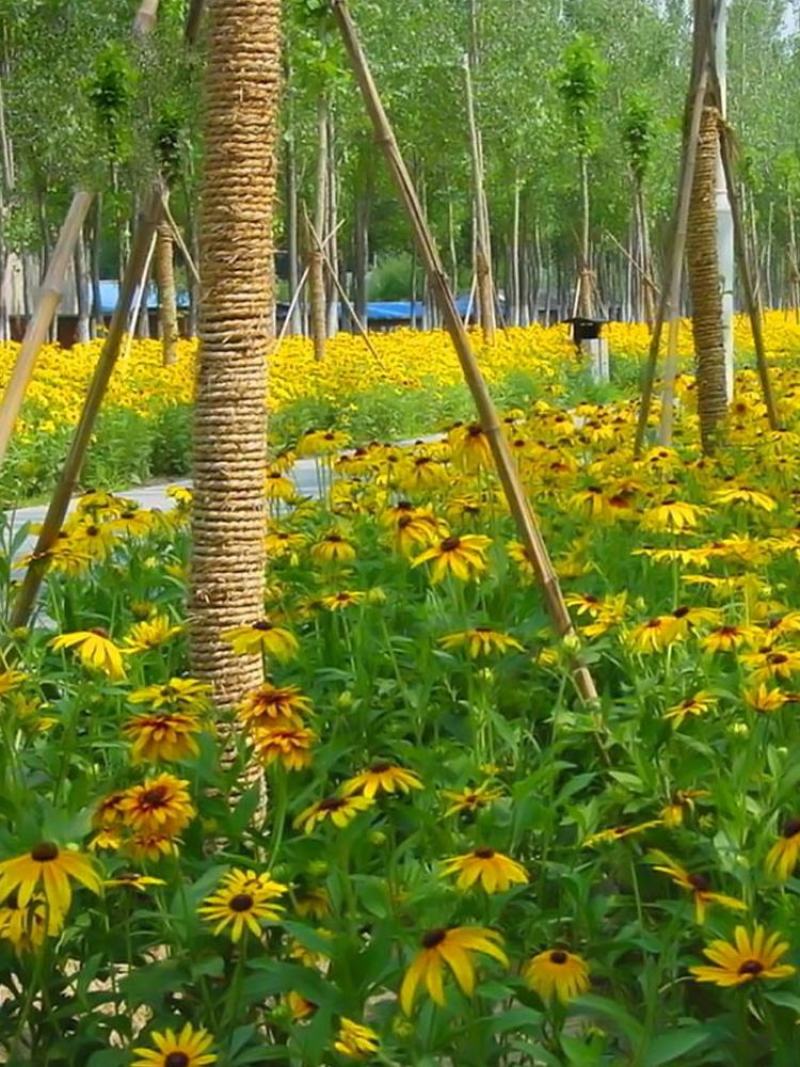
[714,0,735,402]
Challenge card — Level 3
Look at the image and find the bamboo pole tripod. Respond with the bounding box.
[329,0,598,704]
[6,0,207,629]
[634,0,778,456]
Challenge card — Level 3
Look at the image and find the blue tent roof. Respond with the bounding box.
[97,280,190,315]
[365,296,477,321]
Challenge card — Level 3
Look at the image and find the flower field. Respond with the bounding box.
[4,313,800,504]
[3,319,800,1064]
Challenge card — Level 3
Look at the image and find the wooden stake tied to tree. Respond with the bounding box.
[188,0,281,706]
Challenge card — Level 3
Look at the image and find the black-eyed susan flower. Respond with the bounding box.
[285,990,317,1021]
[640,498,708,533]
[665,605,722,640]
[123,709,205,763]
[238,683,311,730]
[0,843,101,921]
[398,454,449,492]
[333,1017,380,1059]
[400,926,508,1014]
[449,422,492,471]
[297,428,350,457]
[265,468,296,501]
[50,629,125,680]
[293,885,331,920]
[744,683,787,714]
[523,949,590,1004]
[440,848,528,893]
[690,926,796,988]
[765,817,800,881]
[740,647,800,684]
[122,615,183,653]
[712,485,777,511]
[132,1022,216,1067]
[0,669,26,696]
[583,819,662,847]
[701,625,755,654]
[341,762,422,798]
[294,794,374,834]
[252,723,317,771]
[310,532,357,565]
[0,891,50,953]
[119,774,195,836]
[627,617,673,653]
[442,782,503,817]
[320,590,366,612]
[412,533,491,583]
[125,833,178,863]
[648,851,746,923]
[199,870,287,941]
[104,872,166,890]
[223,619,299,661]
[660,789,709,827]
[664,691,716,728]
[128,677,212,712]
[439,627,523,658]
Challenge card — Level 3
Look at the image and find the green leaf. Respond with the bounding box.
[573,994,644,1046]
[643,1027,710,1066]
[486,1006,543,1035]
[764,990,800,1014]
[561,1034,604,1066]
[87,1051,128,1067]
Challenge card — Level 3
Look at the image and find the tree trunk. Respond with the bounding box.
[309,96,328,360]
[578,153,593,319]
[464,52,495,344]
[325,108,339,337]
[74,225,92,343]
[155,191,179,365]
[688,104,726,454]
[510,178,521,326]
[285,128,302,334]
[354,182,369,326]
[189,0,279,705]
[448,198,459,293]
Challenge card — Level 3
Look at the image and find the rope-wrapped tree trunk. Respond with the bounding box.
[189,0,280,706]
[155,210,179,366]
[688,104,726,454]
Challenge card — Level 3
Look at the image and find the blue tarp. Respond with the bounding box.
[366,296,476,321]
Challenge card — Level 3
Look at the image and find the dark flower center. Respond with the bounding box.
[783,817,800,838]
[229,893,254,913]
[253,620,274,632]
[85,525,100,536]
[422,928,447,949]
[440,537,461,552]
[549,950,568,965]
[325,534,343,544]
[398,515,413,529]
[587,485,602,494]
[90,628,110,638]
[688,873,711,892]
[318,797,345,812]
[165,1053,190,1067]
[768,653,788,665]
[369,762,393,774]
[141,786,169,807]
[31,842,59,863]
[467,424,483,438]
[738,959,764,976]
[474,848,495,859]
[673,607,690,619]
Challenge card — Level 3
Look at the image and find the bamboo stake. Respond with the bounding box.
[604,229,660,298]
[276,219,344,347]
[306,216,380,362]
[161,191,200,285]
[634,62,708,456]
[0,190,93,468]
[717,122,779,430]
[184,0,205,44]
[123,230,157,360]
[133,0,159,37]
[330,0,598,704]
[10,188,163,629]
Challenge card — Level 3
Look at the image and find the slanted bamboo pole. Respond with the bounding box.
[275,220,344,347]
[161,191,201,285]
[10,189,162,629]
[306,216,379,362]
[123,230,157,361]
[133,0,159,38]
[330,0,597,704]
[0,190,93,468]
[634,62,708,457]
[463,53,495,344]
[718,122,779,430]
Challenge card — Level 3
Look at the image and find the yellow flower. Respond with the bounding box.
[449,422,492,471]
[123,615,183,653]
[440,848,528,893]
[310,532,357,565]
[199,869,287,941]
[523,949,590,1004]
[648,851,746,923]
[223,619,299,661]
[320,590,366,612]
[238,683,311,730]
[765,817,800,881]
[119,774,195,836]
[252,723,317,771]
[712,485,777,511]
[690,926,796,987]
[0,892,50,952]
[412,534,492,583]
[293,885,331,920]
[740,647,800,684]
[584,820,662,847]
[265,468,296,501]
[0,669,26,696]
[439,627,524,658]
[0,843,101,921]
[123,709,205,763]
[285,990,317,1020]
[50,629,125,680]
[333,1017,380,1059]
[293,794,374,834]
[627,617,673,654]
[341,762,423,798]
[442,782,503,817]
[132,1022,217,1067]
[297,428,350,457]
[400,926,508,1014]
[665,691,716,728]
[701,625,756,654]
[640,498,708,532]
[744,683,788,714]
[104,872,166,890]
[129,677,212,712]
[125,833,178,863]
